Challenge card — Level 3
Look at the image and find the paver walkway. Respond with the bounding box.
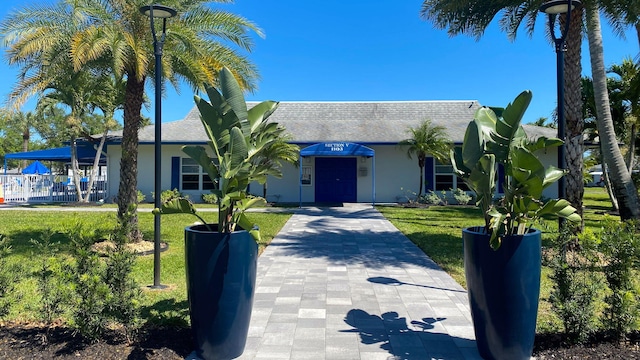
[236,204,480,360]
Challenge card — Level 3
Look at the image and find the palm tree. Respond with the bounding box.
[420,1,586,221]
[0,111,38,169]
[253,134,300,200]
[585,5,640,219]
[398,119,452,198]
[609,58,640,171]
[1,0,262,240]
[420,0,640,221]
[532,116,556,128]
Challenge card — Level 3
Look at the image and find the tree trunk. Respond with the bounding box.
[628,123,637,172]
[418,156,425,198]
[117,75,146,242]
[22,128,29,170]
[586,5,640,220]
[81,128,108,203]
[418,165,424,198]
[599,146,619,211]
[263,181,268,200]
[563,7,585,227]
[70,138,84,202]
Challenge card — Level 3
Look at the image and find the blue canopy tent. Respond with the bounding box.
[22,160,51,175]
[4,145,106,175]
[299,142,375,207]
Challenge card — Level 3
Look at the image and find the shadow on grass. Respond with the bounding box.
[139,298,190,328]
[4,229,72,255]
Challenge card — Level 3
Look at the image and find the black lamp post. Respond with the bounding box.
[140,3,177,289]
[539,0,581,227]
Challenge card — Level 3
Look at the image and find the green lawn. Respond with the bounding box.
[0,210,292,325]
[377,187,620,333]
[0,187,623,333]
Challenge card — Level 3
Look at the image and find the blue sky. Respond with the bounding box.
[0,0,637,125]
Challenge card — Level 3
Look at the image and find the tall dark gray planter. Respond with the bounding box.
[185,224,258,360]
[463,226,541,360]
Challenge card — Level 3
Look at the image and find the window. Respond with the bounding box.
[434,159,469,191]
[181,158,216,191]
[301,166,312,186]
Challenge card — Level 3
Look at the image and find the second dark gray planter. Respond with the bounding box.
[463,226,541,360]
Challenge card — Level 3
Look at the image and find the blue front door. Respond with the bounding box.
[315,157,357,203]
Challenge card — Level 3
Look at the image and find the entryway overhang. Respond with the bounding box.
[299,142,375,207]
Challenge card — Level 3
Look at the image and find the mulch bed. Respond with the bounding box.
[0,323,193,360]
[534,332,640,359]
[2,323,640,359]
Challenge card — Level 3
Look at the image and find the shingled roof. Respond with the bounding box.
[123,101,558,144]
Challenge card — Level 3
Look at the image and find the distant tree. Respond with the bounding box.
[585,5,640,219]
[609,58,640,171]
[0,110,38,169]
[0,112,23,167]
[532,117,556,129]
[398,119,452,197]
[253,134,300,200]
[1,0,263,240]
[420,0,586,222]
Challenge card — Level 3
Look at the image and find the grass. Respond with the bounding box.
[0,186,625,333]
[0,210,292,325]
[377,187,620,333]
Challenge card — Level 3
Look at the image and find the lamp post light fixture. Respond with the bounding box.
[539,0,581,228]
[140,3,177,289]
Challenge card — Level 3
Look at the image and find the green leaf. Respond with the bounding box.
[526,136,563,153]
[156,198,197,215]
[228,127,248,170]
[236,196,267,211]
[236,212,260,242]
[461,120,483,171]
[542,166,565,189]
[247,101,279,133]
[535,199,580,222]
[182,145,219,181]
[499,90,532,138]
[219,67,248,122]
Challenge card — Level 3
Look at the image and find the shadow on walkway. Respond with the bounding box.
[342,309,474,359]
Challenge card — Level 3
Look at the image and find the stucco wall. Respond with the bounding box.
[252,144,421,204]
[106,143,560,204]
[107,144,187,203]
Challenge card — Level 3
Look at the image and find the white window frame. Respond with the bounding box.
[434,159,468,191]
[180,158,216,191]
[301,166,312,186]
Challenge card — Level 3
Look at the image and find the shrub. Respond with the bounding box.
[0,234,22,319]
[137,190,146,203]
[153,188,188,204]
[104,218,142,341]
[547,226,601,343]
[423,190,444,205]
[597,218,640,339]
[63,222,111,342]
[452,188,472,205]
[30,230,67,325]
[202,192,217,204]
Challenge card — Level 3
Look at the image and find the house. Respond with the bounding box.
[105,101,559,204]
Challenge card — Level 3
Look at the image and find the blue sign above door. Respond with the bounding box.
[300,142,374,157]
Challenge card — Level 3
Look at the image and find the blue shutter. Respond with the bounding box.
[424,157,435,191]
[171,157,180,190]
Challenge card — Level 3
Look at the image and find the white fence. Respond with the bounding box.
[0,174,108,203]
